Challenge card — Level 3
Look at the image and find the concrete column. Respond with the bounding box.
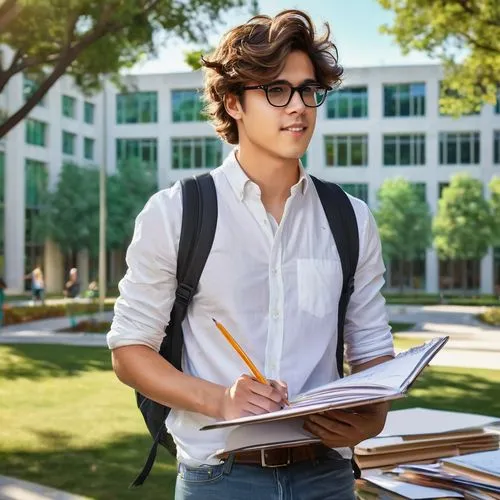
[4,75,25,293]
[480,248,494,294]
[44,240,64,293]
[77,249,89,292]
[426,248,439,293]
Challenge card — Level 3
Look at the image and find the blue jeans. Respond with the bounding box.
[175,450,356,500]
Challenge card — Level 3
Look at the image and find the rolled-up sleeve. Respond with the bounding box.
[344,200,394,365]
[107,184,182,352]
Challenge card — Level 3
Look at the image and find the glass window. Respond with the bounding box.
[171,137,223,169]
[324,135,368,167]
[116,138,158,178]
[84,137,94,160]
[25,159,47,281]
[62,131,76,155]
[0,151,4,205]
[340,183,369,204]
[494,131,500,164]
[23,74,46,106]
[25,159,48,208]
[84,101,95,124]
[496,92,500,114]
[171,89,205,122]
[383,134,425,166]
[62,95,76,119]
[383,83,426,117]
[326,86,368,119]
[439,132,480,165]
[25,119,47,146]
[116,92,158,124]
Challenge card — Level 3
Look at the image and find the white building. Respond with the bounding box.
[1,63,499,294]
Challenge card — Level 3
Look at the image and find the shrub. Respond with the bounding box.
[478,308,500,326]
[3,303,114,326]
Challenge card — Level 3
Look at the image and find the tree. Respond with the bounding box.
[433,173,493,293]
[183,0,259,70]
[0,0,251,138]
[374,178,432,291]
[48,163,100,259]
[377,0,500,115]
[490,176,500,247]
[106,159,157,250]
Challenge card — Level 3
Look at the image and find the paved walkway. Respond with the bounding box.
[0,475,87,500]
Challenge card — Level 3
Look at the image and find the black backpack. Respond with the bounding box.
[131,172,360,488]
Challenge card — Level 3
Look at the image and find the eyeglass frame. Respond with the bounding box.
[240,81,332,108]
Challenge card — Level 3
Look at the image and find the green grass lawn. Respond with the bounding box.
[1,345,499,500]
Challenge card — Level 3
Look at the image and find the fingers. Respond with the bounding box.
[245,376,284,403]
[269,379,288,401]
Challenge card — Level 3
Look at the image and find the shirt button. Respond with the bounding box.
[272,310,280,319]
[272,268,278,275]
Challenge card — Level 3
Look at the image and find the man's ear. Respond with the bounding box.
[224,93,243,121]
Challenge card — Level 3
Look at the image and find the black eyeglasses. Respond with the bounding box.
[241,82,332,108]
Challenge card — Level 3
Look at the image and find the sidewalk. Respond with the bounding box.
[0,475,87,500]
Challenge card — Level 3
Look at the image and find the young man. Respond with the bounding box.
[108,9,394,499]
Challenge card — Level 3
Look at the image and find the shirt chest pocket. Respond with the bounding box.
[297,258,342,318]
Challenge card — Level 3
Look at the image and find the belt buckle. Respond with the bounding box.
[260,448,291,468]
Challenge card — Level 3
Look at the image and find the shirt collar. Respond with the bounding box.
[221,148,309,202]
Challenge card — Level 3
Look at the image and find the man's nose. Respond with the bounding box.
[286,89,307,113]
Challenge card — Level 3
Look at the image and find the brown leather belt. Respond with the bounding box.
[220,444,330,468]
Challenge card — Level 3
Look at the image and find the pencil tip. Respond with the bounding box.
[212,318,217,324]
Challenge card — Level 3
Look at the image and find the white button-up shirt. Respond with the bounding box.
[107,149,394,466]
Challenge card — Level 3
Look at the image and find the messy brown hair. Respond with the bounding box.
[201,9,343,144]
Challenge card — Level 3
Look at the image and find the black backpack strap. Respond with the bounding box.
[130,173,217,488]
[160,172,218,368]
[310,175,359,376]
[310,176,361,480]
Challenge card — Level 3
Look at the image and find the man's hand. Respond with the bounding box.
[220,375,288,420]
[303,401,390,448]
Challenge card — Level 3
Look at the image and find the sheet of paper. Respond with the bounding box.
[374,408,500,438]
[364,473,463,499]
[201,337,447,431]
[442,449,500,477]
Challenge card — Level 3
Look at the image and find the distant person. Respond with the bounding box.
[64,268,80,299]
[25,267,45,305]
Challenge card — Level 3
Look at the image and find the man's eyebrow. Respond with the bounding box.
[267,78,321,86]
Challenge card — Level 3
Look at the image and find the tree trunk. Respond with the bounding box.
[399,259,404,293]
[448,260,454,291]
[461,259,467,296]
[409,260,414,289]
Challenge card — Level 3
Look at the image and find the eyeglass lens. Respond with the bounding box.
[266,84,327,107]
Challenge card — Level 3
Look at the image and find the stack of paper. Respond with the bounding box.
[357,450,500,499]
[355,408,500,469]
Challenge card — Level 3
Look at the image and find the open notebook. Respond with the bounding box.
[202,336,448,432]
[201,337,448,457]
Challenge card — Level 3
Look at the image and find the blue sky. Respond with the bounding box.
[131,0,436,74]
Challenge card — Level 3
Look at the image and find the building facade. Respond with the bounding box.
[1,63,499,294]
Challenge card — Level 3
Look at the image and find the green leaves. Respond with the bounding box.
[0,0,250,136]
[377,0,500,116]
[374,178,432,263]
[48,162,100,256]
[106,159,157,249]
[433,173,494,261]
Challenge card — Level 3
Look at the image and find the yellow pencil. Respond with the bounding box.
[212,318,289,406]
